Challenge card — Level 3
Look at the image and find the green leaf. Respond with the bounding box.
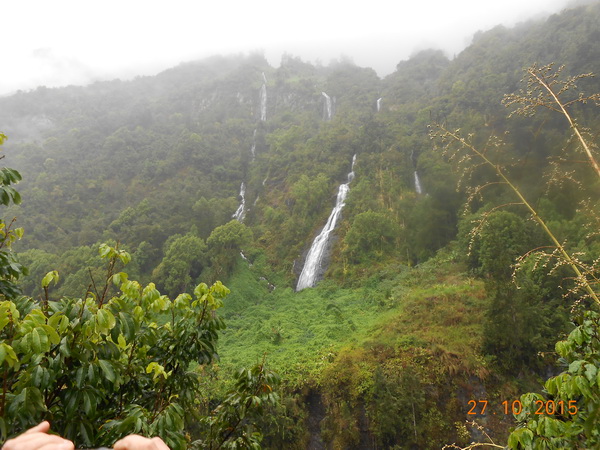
[118,250,132,265]
[14,227,24,239]
[97,308,116,333]
[98,359,116,383]
[570,327,584,346]
[0,343,16,368]
[83,390,93,415]
[584,363,597,383]
[88,363,95,382]
[41,324,60,345]
[31,328,42,353]
[509,427,533,448]
[76,367,86,388]
[575,375,592,398]
[41,270,59,288]
[569,360,585,374]
[98,243,113,258]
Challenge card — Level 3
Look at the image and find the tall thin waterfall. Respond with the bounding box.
[260,73,267,122]
[322,92,333,121]
[414,171,423,195]
[296,155,357,291]
[376,97,382,112]
[232,182,246,222]
[411,149,424,194]
[250,129,257,161]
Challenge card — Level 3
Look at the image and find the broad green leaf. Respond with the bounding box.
[41,324,60,345]
[555,340,570,357]
[41,270,59,288]
[0,343,17,368]
[98,359,116,383]
[97,308,116,333]
[14,227,24,239]
[570,327,584,346]
[76,367,86,388]
[584,363,597,383]
[118,251,131,265]
[31,328,42,353]
[98,243,113,258]
[568,360,585,374]
[83,390,93,415]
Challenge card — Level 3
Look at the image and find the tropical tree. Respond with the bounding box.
[0,134,279,449]
[434,64,600,448]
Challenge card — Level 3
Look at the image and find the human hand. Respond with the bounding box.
[113,435,169,450]
[2,421,74,450]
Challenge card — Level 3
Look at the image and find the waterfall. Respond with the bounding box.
[260,73,267,122]
[240,251,251,266]
[411,149,423,194]
[232,182,246,222]
[414,171,423,195]
[322,92,332,121]
[250,129,257,161]
[296,155,357,291]
[376,97,382,112]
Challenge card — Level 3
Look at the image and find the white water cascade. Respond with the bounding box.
[414,171,423,195]
[250,129,257,161]
[322,92,333,121]
[260,73,267,122]
[296,155,357,291]
[232,182,246,222]
[376,97,382,112]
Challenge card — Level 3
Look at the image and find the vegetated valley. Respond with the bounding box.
[1,3,600,448]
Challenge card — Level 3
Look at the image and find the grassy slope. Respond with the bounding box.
[213,248,521,447]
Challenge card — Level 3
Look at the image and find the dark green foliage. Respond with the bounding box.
[195,363,280,449]
[465,211,532,280]
[1,4,600,447]
[153,233,207,297]
[0,135,27,299]
[509,311,600,449]
[343,210,400,262]
[205,221,252,281]
[369,367,426,447]
[483,280,569,373]
[0,244,229,449]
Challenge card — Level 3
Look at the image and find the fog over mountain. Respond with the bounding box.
[2,0,574,95]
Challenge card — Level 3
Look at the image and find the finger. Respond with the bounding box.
[151,437,170,450]
[113,435,140,449]
[4,433,73,450]
[24,421,51,434]
[38,440,75,450]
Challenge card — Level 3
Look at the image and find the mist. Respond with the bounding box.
[1,0,573,96]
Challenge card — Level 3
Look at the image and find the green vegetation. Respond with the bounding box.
[0,141,279,449]
[1,2,600,447]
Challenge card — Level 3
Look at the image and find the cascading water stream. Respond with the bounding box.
[322,92,332,121]
[296,155,357,291]
[411,149,424,194]
[232,182,246,222]
[250,129,257,161]
[260,73,267,122]
[414,171,423,195]
[376,97,382,112]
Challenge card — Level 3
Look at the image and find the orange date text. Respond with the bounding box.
[467,399,578,416]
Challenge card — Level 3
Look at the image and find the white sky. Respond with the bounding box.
[1,0,571,95]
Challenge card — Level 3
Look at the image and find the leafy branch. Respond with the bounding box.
[503,63,600,179]
[431,125,599,307]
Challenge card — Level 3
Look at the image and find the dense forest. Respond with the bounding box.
[1,2,600,448]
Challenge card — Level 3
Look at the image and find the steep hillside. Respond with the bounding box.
[1,2,600,447]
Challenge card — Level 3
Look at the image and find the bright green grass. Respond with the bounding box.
[216,251,487,387]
